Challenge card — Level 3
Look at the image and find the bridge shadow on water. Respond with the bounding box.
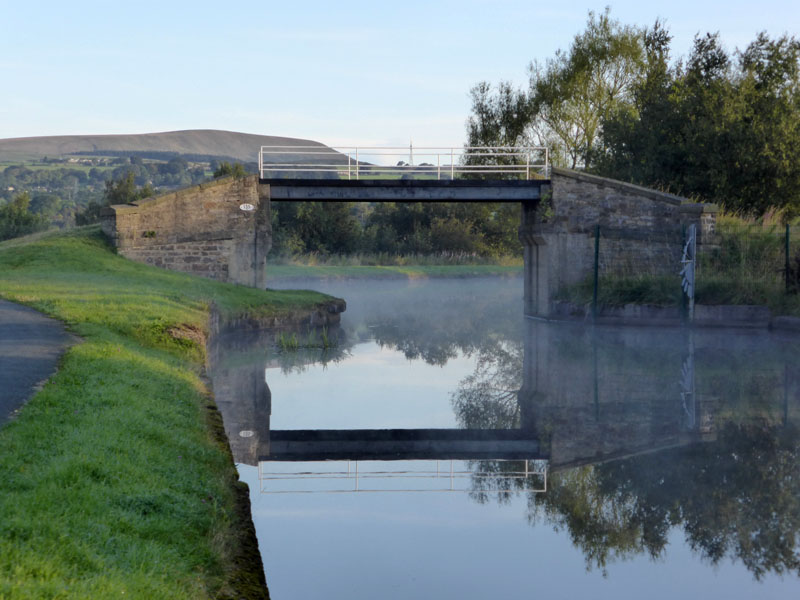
[208,279,800,579]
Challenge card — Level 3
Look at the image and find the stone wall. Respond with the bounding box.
[520,168,718,317]
[101,175,271,288]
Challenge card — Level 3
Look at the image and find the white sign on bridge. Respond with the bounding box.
[239,203,255,212]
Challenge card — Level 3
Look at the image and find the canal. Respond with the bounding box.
[209,276,800,599]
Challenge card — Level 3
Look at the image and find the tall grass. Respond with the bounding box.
[696,213,797,307]
[277,327,338,351]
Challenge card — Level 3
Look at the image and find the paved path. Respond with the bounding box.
[0,299,74,425]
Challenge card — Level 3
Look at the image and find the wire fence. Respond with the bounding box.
[575,223,800,318]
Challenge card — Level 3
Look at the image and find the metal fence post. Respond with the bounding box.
[593,225,600,322]
[681,224,687,318]
[786,223,791,293]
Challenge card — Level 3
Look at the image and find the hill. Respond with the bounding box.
[0,129,334,163]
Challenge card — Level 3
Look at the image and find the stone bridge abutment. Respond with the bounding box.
[101,175,271,288]
[519,168,718,318]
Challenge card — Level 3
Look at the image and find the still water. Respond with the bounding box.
[209,277,800,599]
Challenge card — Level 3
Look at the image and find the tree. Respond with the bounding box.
[465,81,531,150]
[270,201,361,255]
[466,9,647,169]
[213,162,247,179]
[529,8,646,168]
[29,193,62,217]
[76,172,155,225]
[0,192,48,241]
[597,30,800,215]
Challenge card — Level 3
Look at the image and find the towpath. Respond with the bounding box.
[0,299,74,425]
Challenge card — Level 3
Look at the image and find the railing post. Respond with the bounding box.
[451,148,454,179]
[526,152,530,180]
[348,153,351,181]
[437,154,441,180]
[545,148,549,178]
[355,148,359,180]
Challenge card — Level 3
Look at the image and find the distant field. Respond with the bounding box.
[267,263,523,281]
[0,162,116,173]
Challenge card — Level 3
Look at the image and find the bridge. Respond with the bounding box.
[259,145,548,204]
[101,143,718,318]
[266,427,543,461]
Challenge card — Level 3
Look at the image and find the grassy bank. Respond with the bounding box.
[268,263,522,281]
[0,226,336,598]
[556,213,800,317]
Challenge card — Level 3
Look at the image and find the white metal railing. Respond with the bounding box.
[258,145,550,180]
[257,459,548,494]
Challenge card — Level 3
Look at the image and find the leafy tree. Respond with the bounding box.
[213,162,247,179]
[270,201,361,255]
[466,9,647,169]
[529,8,646,168]
[464,81,532,172]
[76,172,155,225]
[597,31,800,215]
[0,192,48,241]
[29,193,62,217]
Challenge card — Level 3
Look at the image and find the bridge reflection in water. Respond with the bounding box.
[208,311,796,496]
[257,459,548,494]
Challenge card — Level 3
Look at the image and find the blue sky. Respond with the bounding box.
[1,1,798,147]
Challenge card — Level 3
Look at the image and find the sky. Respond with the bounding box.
[1,0,799,148]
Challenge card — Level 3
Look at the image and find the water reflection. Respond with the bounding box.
[460,321,800,579]
[208,278,800,588]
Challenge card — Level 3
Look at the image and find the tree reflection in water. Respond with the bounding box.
[450,325,800,580]
[526,422,800,578]
[451,340,523,429]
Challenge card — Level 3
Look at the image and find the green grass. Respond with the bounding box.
[556,273,682,308]
[268,263,522,281]
[0,226,336,598]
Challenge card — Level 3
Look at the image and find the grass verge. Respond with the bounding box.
[0,226,337,598]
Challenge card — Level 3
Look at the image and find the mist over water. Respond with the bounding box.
[209,276,800,599]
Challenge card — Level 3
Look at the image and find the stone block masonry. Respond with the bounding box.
[519,167,718,318]
[101,176,272,288]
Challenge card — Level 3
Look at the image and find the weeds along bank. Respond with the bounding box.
[0,226,340,598]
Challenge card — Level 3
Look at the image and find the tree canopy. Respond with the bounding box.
[466,10,800,216]
[76,172,155,225]
[0,192,49,241]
